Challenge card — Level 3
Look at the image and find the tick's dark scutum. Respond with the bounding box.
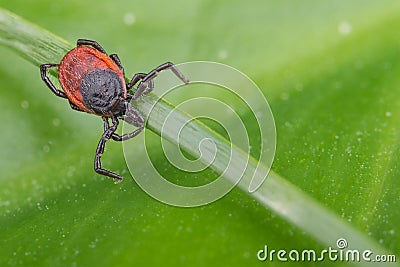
[80,68,125,116]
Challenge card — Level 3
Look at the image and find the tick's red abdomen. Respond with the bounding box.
[58,45,126,113]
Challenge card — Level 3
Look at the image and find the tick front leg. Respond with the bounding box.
[95,117,123,184]
[123,104,145,127]
[131,79,154,100]
[126,72,153,100]
[130,62,189,99]
[142,61,189,84]
[127,73,146,90]
[110,127,144,142]
[109,106,145,141]
[102,116,143,141]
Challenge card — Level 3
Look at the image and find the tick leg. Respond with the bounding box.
[103,117,144,141]
[143,61,189,84]
[111,127,144,142]
[103,105,145,141]
[127,73,151,99]
[40,64,67,98]
[132,79,154,100]
[103,117,111,132]
[95,116,123,184]
[110,54,124,75]
[69,101,84,112]
[123,104,145,127]
[127,73,147,89]
[131,62,189,99]
[102,117,127,141]
[77,39,107,54]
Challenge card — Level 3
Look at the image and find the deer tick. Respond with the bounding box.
[40,39,188,183]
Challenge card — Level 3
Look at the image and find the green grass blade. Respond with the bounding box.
[135,94,398,266]
[0,7,397,266]
[0,7,70,65]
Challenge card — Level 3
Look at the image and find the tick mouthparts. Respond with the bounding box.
[123,102,145,127]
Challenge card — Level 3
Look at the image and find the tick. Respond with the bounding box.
[40,39,188,184]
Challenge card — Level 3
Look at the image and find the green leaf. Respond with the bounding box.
[0,1,399,266]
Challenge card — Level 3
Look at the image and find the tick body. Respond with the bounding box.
[59,45,126,116]
[40,39,188,183]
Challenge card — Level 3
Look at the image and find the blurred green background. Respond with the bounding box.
[1,0,400,266]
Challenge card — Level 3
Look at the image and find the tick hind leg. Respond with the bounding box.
[77,39,107,54]
[109,54,124,74]
[40,64,67,98]
[41,64,86,113]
